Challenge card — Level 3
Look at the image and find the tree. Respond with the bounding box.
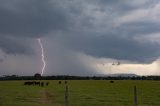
[34,73,41,79]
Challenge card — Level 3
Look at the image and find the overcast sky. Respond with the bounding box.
[0,0,160,76]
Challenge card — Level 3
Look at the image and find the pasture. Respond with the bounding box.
[0,80,160,106]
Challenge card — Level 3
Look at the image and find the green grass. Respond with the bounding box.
[0,80,160,106]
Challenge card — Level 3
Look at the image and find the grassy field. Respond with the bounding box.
[0,80,160,106]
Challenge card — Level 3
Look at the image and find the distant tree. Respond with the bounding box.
[34,73,41,79]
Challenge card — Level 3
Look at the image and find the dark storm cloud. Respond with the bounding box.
[0,0,160,63]
[56,33,160,63]
[0,0,70,55]
[0,36,33,54]
[0,0,69,36]
[0,58,4,63]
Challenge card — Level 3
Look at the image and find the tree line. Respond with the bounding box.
[1,74,160,80]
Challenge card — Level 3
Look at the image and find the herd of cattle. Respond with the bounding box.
[24,81,68,87]
[24,81,49,86]
[24,80,114,87]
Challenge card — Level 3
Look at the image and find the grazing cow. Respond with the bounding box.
[46,82,49,86]
[35,82,40,86]
[24,81,33,85]
[59,81,62,84]
[24,81,40,86]
[41,82,44,87]
[24,81,29,85]
[65,81,68,84]
[110,80,114,83]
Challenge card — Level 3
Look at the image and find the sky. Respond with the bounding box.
[0,0,160,76]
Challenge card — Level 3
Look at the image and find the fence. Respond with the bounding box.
[64,85,139,106]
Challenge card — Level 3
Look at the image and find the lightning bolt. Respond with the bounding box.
[38,38,46,76]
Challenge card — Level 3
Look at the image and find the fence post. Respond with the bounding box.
[65,85,69,106]
[134,86,138,106]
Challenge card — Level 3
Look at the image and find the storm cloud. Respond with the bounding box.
[0,0,160,75]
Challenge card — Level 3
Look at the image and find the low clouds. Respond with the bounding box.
[96,59,160,75]
[56,34,160,63]
[0,0,160,75]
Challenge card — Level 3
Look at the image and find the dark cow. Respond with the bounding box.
[65,81,68,84]
[41,82,44,87]
[110,80,114,83]
[35,82,40,86]
[24,81,29,85]
[24,81,34,85]
[59,81,62,84]
[24,81,40,86]
[46,82,49,86]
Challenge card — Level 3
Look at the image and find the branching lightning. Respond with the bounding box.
[38,38,46,76]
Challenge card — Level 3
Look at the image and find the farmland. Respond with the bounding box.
[0,80,160,106]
